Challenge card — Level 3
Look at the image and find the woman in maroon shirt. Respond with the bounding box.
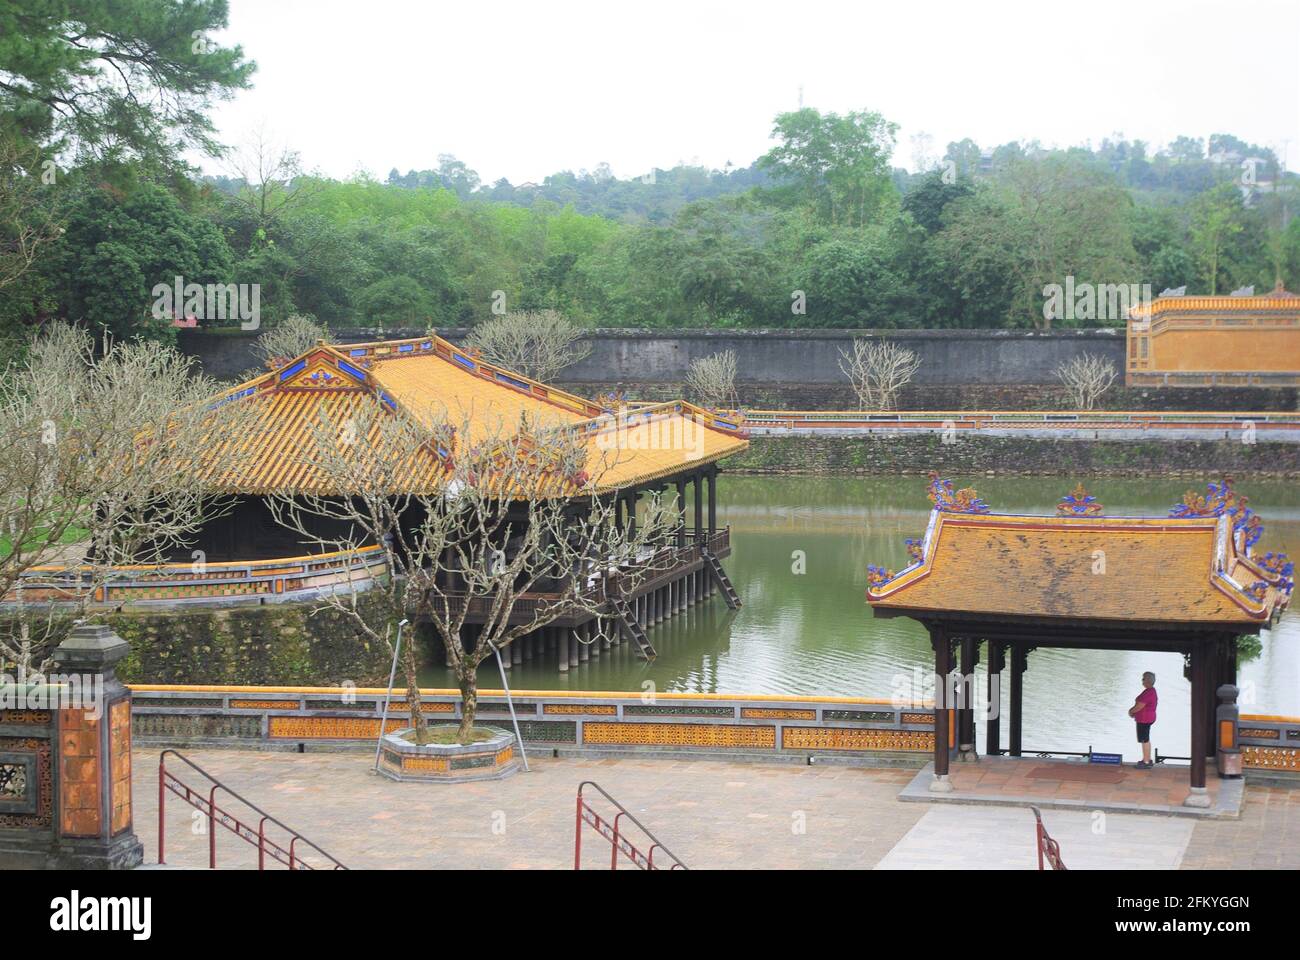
[1128,671,1158,769]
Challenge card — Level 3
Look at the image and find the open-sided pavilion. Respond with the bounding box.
[867,476,1292,807]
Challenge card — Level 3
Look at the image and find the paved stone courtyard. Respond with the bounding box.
[132,748,1300,870]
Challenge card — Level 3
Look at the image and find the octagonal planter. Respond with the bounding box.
[377,725,521,783]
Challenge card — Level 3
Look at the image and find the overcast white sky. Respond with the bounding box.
[195,0,1300,183]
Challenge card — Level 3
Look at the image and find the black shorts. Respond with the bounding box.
[1135,722,1152,743]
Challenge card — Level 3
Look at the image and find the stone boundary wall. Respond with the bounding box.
[178,327,1298,412]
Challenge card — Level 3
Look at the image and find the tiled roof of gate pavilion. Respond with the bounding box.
[866,476,1292,627]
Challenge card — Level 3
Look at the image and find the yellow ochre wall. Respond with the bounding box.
[1153,327,1300,372]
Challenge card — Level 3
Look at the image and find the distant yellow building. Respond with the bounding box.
[1126,283,1300,387]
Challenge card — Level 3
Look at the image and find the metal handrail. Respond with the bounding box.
[1030,805,1067,870]
[158,749,347,870]
[575,780,687,870]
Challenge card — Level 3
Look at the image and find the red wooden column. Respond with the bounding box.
[930,626,955,792]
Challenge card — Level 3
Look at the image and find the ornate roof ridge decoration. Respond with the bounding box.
[927,472,990,514]
[1057,482,1103,516]
[866,564,897,589]
[1169,476,1264,551]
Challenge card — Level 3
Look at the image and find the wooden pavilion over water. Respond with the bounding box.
[10,334,749,665]
[867,476,1293,805]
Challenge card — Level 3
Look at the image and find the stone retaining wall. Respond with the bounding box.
[729,434,1300,478]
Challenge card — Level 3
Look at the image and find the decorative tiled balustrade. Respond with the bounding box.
[3,546,389,608]
[127,685,943,759]
[1239,714,1300,773]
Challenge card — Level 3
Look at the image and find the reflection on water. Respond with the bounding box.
[424,475,1300,759]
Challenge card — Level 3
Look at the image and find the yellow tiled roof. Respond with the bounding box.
[195,335,748,496]
[867,512,1278,625]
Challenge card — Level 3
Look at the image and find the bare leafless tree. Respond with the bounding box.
[0,325,256,673]
[254,314,327,370]
[226,127,323,231]
[0,132,64,292]
[838,339,922,410]
[685,350,738,410]
[268,400,676,744]
[465,310,591,383]
[1056,352,1118,410]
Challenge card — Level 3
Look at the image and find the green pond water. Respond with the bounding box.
[424,475,1300,759]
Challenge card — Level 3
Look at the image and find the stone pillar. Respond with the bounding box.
[557,627,568,673]
[0,624,145,870]
[569,629,580,669]
[1216,683,1242,779]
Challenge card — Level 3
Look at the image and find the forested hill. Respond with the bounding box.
[3,0,1297,355]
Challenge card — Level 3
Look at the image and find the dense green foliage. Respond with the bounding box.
[2,4,1297,348]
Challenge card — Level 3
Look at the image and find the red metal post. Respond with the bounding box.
[611,812,624,870]
[208,785,218,869]
[1036,822,1045,871]
[574,792,584,870]
[157,758,166,865]
[258,817,268,871]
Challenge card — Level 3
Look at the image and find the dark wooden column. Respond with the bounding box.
[1205,637,1221,760]
[985,641,1005,756]
[627,489,637,538]
[675,478,687,546]
[931,626,954,785]
[693,470,704,541]
[1009,643,1027,757]
[706,467,717,537]
[958,636,979,760]
[1189,638,1208,791]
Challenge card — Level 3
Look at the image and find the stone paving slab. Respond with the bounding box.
[899,758,1243,819]
[134,747,924,870]
[129,747,1298,869]
[876,805,1196,870]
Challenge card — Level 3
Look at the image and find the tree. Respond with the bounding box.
[0,0,254,164]
[759,108,899,228]
[225,128,323,235]
[50,182,236,340]
[684,350,738,409]
[0,324,255,673]
[268,403,675,743]
[1056,352,1118,410]
[253,313,326,369]
[838,339,921,410]
[465,310,591,383]
[937,154,1138,328]
[0,131,63,292]
[1189,183,1246,295]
